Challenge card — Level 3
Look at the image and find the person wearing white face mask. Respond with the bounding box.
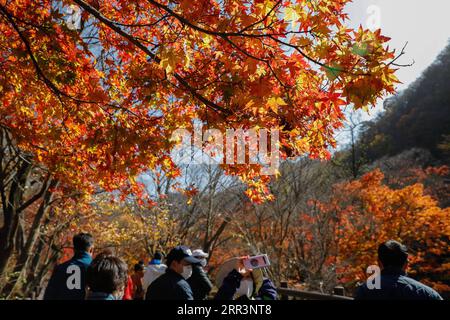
[214,256,278,300]
[234,277,254,299]
[187,249,213,300]
[145,246,201,300]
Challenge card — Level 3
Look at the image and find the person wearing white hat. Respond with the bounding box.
[192,249,209,266]
[187,249,213,300]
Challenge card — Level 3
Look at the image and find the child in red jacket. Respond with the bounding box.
[122,275,133,300]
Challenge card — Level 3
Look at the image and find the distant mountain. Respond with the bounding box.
[357,40,450,163]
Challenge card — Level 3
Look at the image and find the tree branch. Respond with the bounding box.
[73,0,231,117]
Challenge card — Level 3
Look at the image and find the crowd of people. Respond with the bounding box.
[42,233,443,300]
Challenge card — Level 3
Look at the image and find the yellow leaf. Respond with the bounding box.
[285,7,300,22]
[256,65,266,76]
[202,34,214,47]
[267,97,286,114]
[160,50,179,74]
[245,100,255,109]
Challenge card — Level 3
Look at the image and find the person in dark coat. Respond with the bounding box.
[356,240,443,300]
[44,233,94,300]
[131,263,145,300]
[145,246,201,300]
[187,249,213,300]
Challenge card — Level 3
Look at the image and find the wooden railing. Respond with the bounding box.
[277,282,354,300]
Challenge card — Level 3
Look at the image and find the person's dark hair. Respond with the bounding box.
[134,263,144,272]
[73,233,94,252]
[153,251,163,260]
[97,248,114,257]
[87,251,128,294]
[378,240,408,268]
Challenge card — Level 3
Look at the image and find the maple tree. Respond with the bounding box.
[328,169,450,293]
[78,194,180,264]
[0,0,400,204]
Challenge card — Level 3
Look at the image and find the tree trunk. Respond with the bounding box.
[4,178,57,298]
[0,158,32,279]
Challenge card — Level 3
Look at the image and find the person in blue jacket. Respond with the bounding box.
[356,240,443,300]
[43,233,94,300]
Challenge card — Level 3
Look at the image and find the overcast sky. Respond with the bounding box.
[347,0,450,91]
[335,0,450,145]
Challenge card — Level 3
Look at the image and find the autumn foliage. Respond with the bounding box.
[209,166,450,295]
[0,0,400,202]
[330,169,450,293]
[72,195,180,264]
[5,0,447,301]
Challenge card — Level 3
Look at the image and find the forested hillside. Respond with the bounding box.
[357,41,450,163]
